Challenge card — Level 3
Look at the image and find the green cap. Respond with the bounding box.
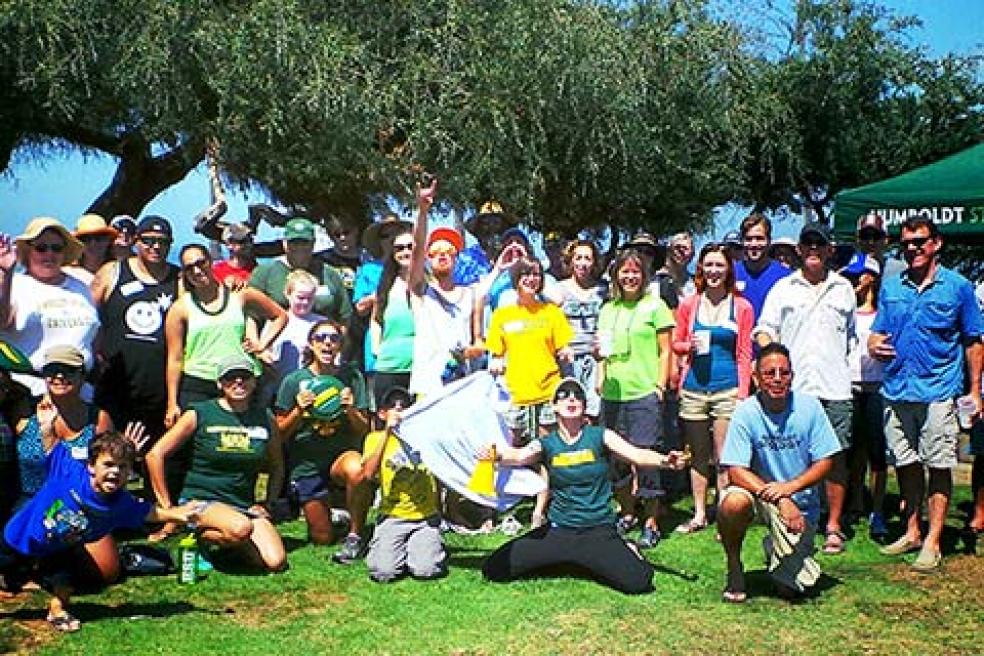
[284,217,315,241]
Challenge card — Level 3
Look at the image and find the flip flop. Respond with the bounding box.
[47,612,80,633]
[822,530,847,555]
[674,518,708,535]
[722,589,747,604]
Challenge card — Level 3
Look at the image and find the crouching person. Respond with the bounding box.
[0,431,200,632]
[361,387,446,583]
[717,343,842,603]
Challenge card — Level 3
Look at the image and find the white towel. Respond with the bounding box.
[394,372,546,510]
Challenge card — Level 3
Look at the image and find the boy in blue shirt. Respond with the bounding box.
[1,431,199,632]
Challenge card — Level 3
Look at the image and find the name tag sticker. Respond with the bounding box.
[71,445,88,460]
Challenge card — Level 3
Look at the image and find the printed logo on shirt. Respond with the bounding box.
[43,496,89,545]
[124,293,174,340]
[207,425,268,452]
[752,433,803,452]
[551,449,596,468]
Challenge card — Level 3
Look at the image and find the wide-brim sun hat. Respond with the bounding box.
[74,214,119,240]
[15,217,84,265]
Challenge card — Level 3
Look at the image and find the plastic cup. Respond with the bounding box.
[597,330,614,358]
[694,330,711,356]
[956,395,977,430]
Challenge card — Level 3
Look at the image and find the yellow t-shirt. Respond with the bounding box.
[486,301,574,405]
[362,430,439,520]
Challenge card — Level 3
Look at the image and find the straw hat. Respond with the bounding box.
[15,217,84,265]
[74,214,119,240]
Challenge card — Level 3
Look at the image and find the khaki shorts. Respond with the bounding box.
[883,400,959,469]
[678,387,738,422]
[720,486,820,592]
[504,402,556,445]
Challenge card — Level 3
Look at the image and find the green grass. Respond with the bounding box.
[2,489,982,656]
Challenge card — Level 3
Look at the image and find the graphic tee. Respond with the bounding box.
[362,430,439,520]
[540,425,615,528]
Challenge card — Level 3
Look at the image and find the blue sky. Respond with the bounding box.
[2,0,981,249]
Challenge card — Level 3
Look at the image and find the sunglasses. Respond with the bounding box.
[311,332,342,344]
[759,368,792,380]
[32,242,65,254]
[182,258,211,273]
[138,236,172,248]
[900,236,932,250]
[42,364,82,379]
[220,370,254,383]
[392,242,413,253]
[428,246,457,257]
[79,234,110,243]
[857,230,884,242]
[555,387,586,402]
[799,237,828,249]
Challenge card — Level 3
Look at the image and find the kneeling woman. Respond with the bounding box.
[481,378,687,594]
[146,354,286,572]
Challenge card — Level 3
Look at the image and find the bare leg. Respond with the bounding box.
[302,498,335,545]
[924,467,951,554]
[970,455,984,531]
[896,463,926,542]
[712,417,730,502]
[249,517,287,571]
[83,534,121,584]
[717,491,753,599]
[331,451,370,537]
[825,453,848,536]
[683,419,711,524]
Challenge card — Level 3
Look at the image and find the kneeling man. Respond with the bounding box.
[717,343,841,602]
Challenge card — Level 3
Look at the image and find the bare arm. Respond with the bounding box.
[163,299,188,428]
[729,457,834,502]
[656,328,672,393]
[240,288,288,351]
[90,260,120,308]
[966,339,982,416]
[0,234,17,329]
[360,430,392,482]
[603,429,685,469]
[486,441,543,467]
[263,422,285,507]
[408,178,437,293]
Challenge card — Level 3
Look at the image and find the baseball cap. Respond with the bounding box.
[137,216,173,238]
[111,215,137,233]
[379,386,413,410]
[215,353,256,380]
[799,221,832,244]
[723,231,742,246]
[552,377,587,403]
[839,252,881,277]
[627,231,658,251]
[427,227,464,252]
[284,217,315,241]
[222,222,253,242]
[856,213,886,235]
[501,227,529,246]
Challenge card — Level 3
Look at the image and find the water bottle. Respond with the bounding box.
[177,535,199,584]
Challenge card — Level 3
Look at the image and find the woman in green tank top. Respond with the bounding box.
[163,244,287,430]
[480,378,688,594]
[147,353,287,573]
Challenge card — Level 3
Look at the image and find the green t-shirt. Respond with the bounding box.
[597,293,675,401]
[180,400,274,509]
[541,425,615,528]
[248,257,353,323]
[275,365,368,480]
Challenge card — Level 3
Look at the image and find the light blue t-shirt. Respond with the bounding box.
[721,392,841,522]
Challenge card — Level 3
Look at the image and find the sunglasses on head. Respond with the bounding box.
[900,236,931,249]
[32,242,65,254]
[138,235,172,248]
[311,332,342,344]
[555,386,586,402]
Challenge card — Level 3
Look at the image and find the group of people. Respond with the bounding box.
[0,179,981,631]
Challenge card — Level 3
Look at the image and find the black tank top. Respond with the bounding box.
[99,258,179,400]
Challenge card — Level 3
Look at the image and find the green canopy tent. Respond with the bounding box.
[833,142,984,242]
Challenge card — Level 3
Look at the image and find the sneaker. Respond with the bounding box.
[332,534,367,564]
[636,525,661,549]
[499,515,524,536]
[868,512,888,540]
[616,515,638,537]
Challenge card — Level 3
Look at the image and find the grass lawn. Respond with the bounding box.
[2,487,981,656]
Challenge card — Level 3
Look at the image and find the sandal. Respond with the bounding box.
[722,566,746,603]
[47,612,80,633]
[722,588,747,604]
[674,518,708,535]
[822,530,847,555]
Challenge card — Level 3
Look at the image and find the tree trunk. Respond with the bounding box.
[87,138,205,219]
